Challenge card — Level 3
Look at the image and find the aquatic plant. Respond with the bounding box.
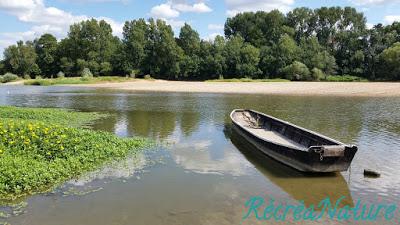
[0,107,150,200]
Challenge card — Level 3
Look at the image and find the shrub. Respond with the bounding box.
[130,69,140,78]
[281,61,311,81]
[144,74,152,80]
[1,73,19,83]
[325,75,367,82]
[311,68,325,81]
[23,74,32,80]
[57,71,65,79]
[0,76,3,83]
[35,75,43,80]
[80,68,93,81]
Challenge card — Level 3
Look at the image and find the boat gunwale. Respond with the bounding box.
[230,109,347,151]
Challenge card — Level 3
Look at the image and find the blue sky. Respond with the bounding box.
[1,0,400,56]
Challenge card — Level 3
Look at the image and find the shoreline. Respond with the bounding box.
[65,80,400,97]
[3,79,400,97]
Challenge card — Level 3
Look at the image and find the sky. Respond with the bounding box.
[1,0,400,57]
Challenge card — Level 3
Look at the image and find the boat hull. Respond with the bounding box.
[231,110,357,173]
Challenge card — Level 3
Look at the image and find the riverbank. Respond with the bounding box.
[68,80,400,97]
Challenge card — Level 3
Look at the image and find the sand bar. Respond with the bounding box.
[66,80,400,97]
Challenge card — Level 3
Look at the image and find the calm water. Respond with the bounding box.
[1,85,400,225]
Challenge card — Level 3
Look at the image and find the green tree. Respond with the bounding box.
[177,23,201,79]
[142,19,183,79]
[224,10,290,47]
[34,34,58,77]
[3,41,40,76]
[287,7,316,42]
[122,19,147,73]
[281,61,311,80]
[223,35,260,78]
[379,42,400,80]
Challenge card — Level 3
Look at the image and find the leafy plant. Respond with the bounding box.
[1,73,18,83]
[0,106,150,200]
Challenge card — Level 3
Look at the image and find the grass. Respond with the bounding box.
[24,76,135,86]
[323,75,368,82]
[0,106,150,200]
[206,78,291,82]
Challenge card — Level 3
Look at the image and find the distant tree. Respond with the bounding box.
[281,61,311,80]
[177,23,201,79]
[379,42,400,80]
[141,19,183,79]
[225,10,290,47]
[272,35,301,75]
[178,23,201,56]
[35,34,58,77]
[3,41,40,76]
[59,19,117,75]
[122,19,147,73]
[287,7,316,42]
[223,35,261,78]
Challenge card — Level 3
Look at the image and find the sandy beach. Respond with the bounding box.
[66,80,400,97]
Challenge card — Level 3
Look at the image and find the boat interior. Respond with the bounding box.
[232,110,340,150]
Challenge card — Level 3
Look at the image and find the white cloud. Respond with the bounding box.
[174,2,212,13]
[208,24,224,30]
[350,0,400,5]
[0,0,123,57]
[366,22,374,29]
[384,15,400,24]
[225,0,294,17]
[204,32,224,41]
[150,3,180,18]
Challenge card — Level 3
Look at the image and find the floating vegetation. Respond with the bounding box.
[62,186,104,197]
[0,106,151,201]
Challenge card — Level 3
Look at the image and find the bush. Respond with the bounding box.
[311,68,325,81]
[144,74,152,80]
[130,69,140,78]
[57,71,65,79]
[281,61,311,81]
[324,75,367,82]
[80,68,93,81]
[35,75,43,80]
[0,76,3,83]
[24,74,32,80]
[1,73,19,83]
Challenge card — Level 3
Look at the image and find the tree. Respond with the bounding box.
[35,34,58,77]
[272,34,301,75]
[141,19,183,79]
[3,41,40,76]
[224,10,290,47]
[59,19,118,75]
[379,42,400,80]
[177,23,201,79]
[122,19,147,73]
[287,7,316,42]
[281,61,311,80]
[223,35,260,78]
[178,23,201,56]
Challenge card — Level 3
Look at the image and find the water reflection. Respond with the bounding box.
[226,124,354,208]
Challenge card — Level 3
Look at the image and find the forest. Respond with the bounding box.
[1,6,400,81]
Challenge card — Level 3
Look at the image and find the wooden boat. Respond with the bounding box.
[230,109,357,172]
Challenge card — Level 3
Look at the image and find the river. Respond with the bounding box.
[1,85,399,225]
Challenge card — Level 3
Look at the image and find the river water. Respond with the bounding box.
[0,85,400,225]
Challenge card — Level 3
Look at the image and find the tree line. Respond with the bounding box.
[1,6,400,81]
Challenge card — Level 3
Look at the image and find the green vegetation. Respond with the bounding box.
[323,75,368,82]
[1,7,400,81]
[206,78,290,82]
[0,106,149,200]
[0,73,19,83]
[24,76,134,86]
